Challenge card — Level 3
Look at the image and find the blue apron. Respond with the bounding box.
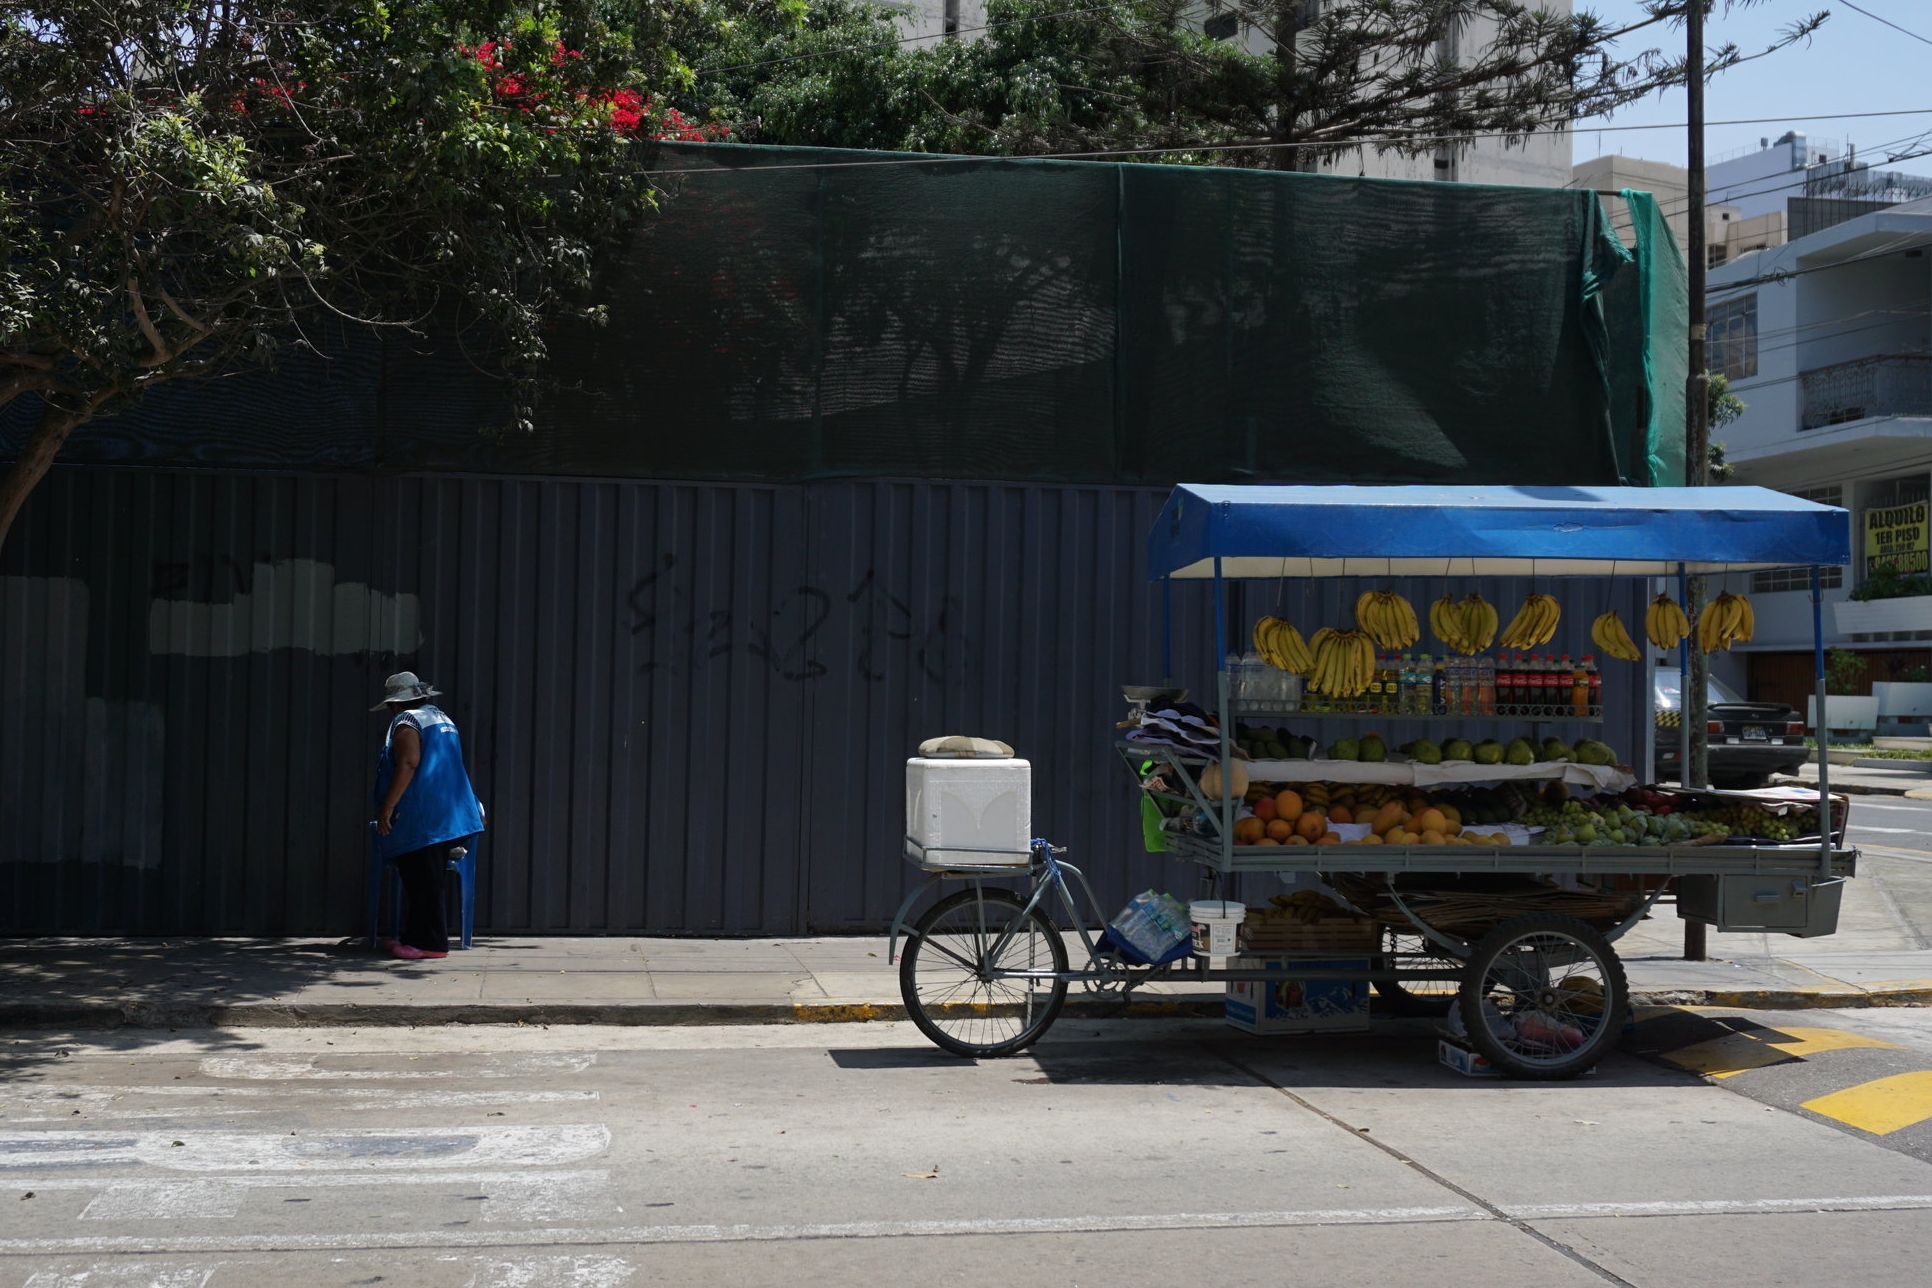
[374,705,484,859]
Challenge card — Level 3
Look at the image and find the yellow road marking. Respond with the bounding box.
[1662,1025,1904,1078]
[1803,1071,1932,1136]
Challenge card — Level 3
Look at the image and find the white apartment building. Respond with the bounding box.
[898,1,1573,186]
[1702,197,1932,711]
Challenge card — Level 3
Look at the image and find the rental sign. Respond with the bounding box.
[1865,501,1930,576]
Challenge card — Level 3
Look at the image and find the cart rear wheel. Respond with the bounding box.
[900,886,1069,1058]
[1457,915,1626,1080]
[1373,929,1464,1016]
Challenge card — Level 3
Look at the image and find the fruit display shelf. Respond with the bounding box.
[1169,831,1856,878]
[1233,706,1603,724]
[1240,758,1635,792]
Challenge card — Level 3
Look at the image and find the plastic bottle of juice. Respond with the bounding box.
[1570,655,1589,715]
[1479,654,1497,716]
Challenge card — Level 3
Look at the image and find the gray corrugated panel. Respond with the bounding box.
[2,466,1647,937]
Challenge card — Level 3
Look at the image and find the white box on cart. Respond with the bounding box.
[1223,956,1370,1034]
[905,757,1032,867]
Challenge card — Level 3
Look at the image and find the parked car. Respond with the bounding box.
[1654,671,1809,789]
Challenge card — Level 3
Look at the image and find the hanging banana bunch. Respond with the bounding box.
[1644,594,1692,650]
[1428,592,1497,655]
[1251,616,1315,674]
[1498,593,1560,649]
[1698,592,1756,653]
[1310,628,1375,698]
[1590,610,1643,662]
[1355,590,1420,650]
[1458,593,1498,651]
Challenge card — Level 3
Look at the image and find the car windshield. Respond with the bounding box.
[1653,671,1745,711]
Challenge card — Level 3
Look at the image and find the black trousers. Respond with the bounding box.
[393,837,473,953]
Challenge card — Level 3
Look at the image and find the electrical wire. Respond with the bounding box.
[1841,1,1932,50]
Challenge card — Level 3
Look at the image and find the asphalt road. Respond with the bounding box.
[1843,796,1932,949]
[6,1012,1932,1288]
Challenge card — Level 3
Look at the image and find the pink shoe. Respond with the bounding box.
[417,950,449,959]
[388,942,429,961]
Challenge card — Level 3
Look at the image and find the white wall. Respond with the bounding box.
[895,0,987,45]
[1709,133,1838,219]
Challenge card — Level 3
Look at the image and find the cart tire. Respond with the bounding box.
[1457,915,1627,1080]
[1373,929,1463,1017]
[900,887,1069,1058]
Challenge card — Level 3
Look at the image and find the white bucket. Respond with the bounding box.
[1190,900,1246,957]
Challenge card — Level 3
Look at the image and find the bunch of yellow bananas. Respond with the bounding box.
[1644,594,1691,649]
[1259,891,1344,924]
[1355,590,1420,649]
[1428,592,1498,655]
[1698,592,1756,652]
[1499,593,1561,649]
[1308,627,1375,698]
[1251,615,1314,673]
[1590,610,1643,662]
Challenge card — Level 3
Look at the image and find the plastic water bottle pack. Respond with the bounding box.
[1109,889,1194,961]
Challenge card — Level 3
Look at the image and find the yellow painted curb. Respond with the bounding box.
[792,1003,895,1022]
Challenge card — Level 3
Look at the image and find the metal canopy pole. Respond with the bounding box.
[1162,574,1174,685]
[1212,558,1232,848]
[1813,566,1834,878]
[1679,561,1705,961]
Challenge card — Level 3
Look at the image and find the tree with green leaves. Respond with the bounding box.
[678,0,1824,167]
[1,0,694,553]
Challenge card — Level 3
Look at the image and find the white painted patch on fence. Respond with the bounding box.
[147,560,420,657]
[465,1255,634,1288]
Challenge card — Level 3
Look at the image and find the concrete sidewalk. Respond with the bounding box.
[1772,759,1932,797]
[5,921,1930,1030]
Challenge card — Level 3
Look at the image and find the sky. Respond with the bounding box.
[1571,0,1932,179]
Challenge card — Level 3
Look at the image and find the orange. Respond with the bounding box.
[1265,818,1295,842]
[1274,789,1304,822]
[1328,805,1353,825]
[1317,831,1343,846]
[1234,817,1266,844]
[1285,835,1309,846]
[1255,837,1282,846]
[1295,811,1327,842]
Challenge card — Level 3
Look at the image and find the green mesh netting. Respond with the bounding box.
[3,143,1686,485]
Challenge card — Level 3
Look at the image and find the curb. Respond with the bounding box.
[0,996,1232,1031]
[1630,985,1932,1010]
[5,989,1924,1031]
[1769,777,1913,797]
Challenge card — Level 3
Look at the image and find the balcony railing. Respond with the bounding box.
[1801,353,1932,429]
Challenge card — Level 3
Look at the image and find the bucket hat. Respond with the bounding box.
[371,671,442,711]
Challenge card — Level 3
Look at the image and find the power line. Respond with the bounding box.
[1841,1,1932,50]
[641,108,1932,177]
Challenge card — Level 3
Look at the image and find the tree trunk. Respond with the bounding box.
[0,402,84,557]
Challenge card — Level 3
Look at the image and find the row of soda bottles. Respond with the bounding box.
[1229,651,1604,717]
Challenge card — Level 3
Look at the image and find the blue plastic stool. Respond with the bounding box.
[366,824,478,950]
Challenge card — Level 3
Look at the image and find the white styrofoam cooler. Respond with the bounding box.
[905,757,1032,868]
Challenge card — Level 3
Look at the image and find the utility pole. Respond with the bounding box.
[1683,0,1711,962]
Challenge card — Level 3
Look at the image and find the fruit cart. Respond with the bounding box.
[892,484,1854,1079]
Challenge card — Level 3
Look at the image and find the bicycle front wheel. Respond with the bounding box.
[900,886,1069,1058]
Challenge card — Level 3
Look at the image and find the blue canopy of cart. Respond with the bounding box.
[1148,485,1851,581]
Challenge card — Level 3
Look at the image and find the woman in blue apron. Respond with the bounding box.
[372,672,485,961]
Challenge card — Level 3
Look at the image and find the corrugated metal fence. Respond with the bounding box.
[1,466,1648,937]
[1,467,1223,935]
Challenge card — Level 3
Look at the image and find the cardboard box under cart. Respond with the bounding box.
[1223,956,1371,1034]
